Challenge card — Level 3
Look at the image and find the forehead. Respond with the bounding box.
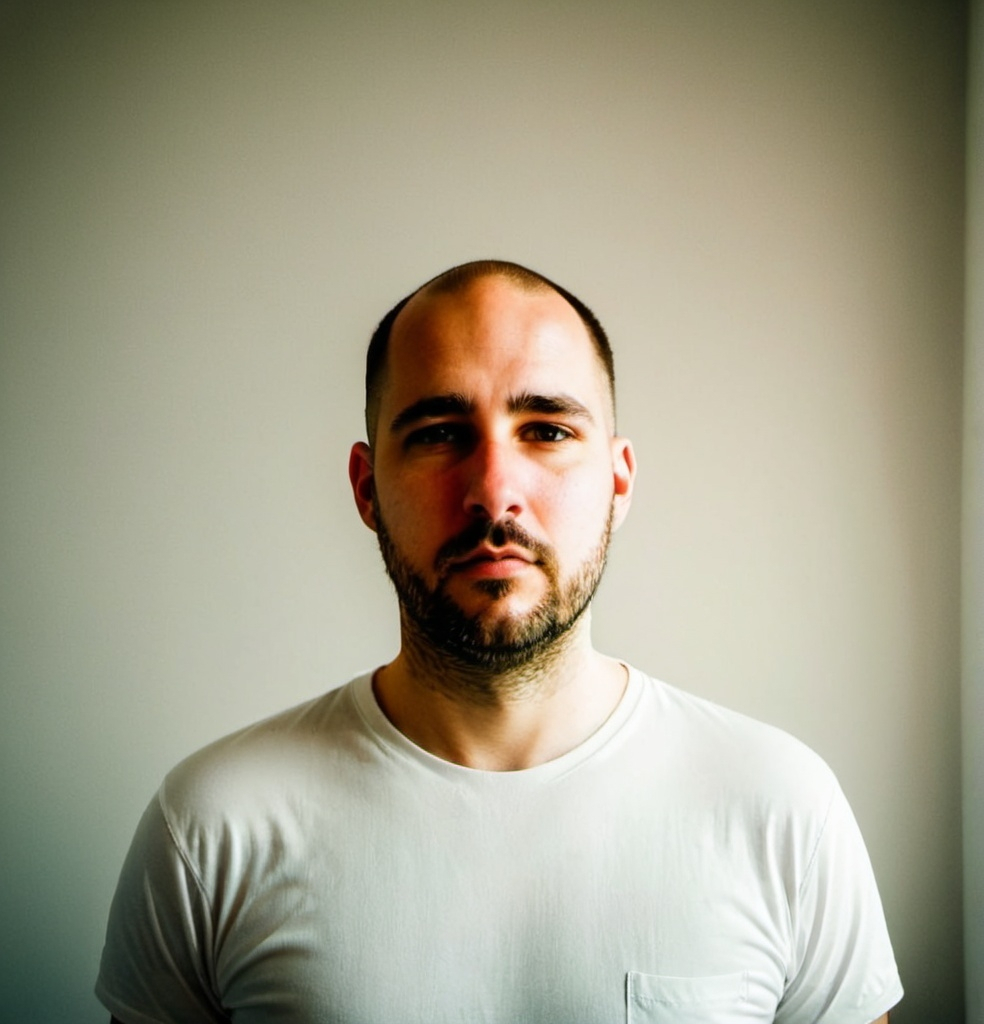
[381,276,611,420]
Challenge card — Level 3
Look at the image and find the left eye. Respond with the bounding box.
[522,424,573,443]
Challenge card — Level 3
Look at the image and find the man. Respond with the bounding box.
[97,260,902,1023]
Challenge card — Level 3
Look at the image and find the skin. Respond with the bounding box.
[349,274,635,770]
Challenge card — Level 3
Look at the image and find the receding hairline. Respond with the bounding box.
[415,259,561,300]
[364,259,616,444]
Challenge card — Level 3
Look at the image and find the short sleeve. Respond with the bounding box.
[776,783,903,1023]
[95,793,227,1024]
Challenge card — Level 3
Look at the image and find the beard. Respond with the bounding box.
[373,500,614,676]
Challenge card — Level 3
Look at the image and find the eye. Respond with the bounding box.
[521,423,575,443]
[404,422,471,449]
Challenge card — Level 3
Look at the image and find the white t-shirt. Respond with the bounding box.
[97,668,902,1023]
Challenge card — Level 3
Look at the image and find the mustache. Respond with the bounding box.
[434,518,551,572]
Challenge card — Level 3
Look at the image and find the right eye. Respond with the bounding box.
[404,423,469,448]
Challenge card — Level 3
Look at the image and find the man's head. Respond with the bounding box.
[349,261,634,676]
[364,260,616,448]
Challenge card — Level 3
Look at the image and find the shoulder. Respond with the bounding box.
[158,675,371,831]
[629,669,840,814]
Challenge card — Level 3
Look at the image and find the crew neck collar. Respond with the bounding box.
[350,663,644,782]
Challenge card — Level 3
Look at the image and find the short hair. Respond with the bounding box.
[364,259,615,445]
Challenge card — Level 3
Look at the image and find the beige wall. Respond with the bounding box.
[966,3,983,1021]
[0,2,966,1021]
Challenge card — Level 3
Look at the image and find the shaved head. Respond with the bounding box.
[363,260,615,446]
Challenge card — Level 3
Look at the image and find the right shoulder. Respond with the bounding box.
[159,676,371,830]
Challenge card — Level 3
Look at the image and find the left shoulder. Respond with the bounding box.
[630,669,841,811]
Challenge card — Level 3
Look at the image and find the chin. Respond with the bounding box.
[451,577,547,619]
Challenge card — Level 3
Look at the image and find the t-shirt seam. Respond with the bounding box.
[156,781,221,943]
[157,783,231,1018]
[346,676,420,773]
[796,779,838,902]
[780,776,840,1010]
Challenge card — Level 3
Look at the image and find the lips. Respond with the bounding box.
[434,519,550,578]
[448,545,535,569]
[446,545,539,579]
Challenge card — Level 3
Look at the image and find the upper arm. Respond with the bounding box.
[98,796,223,1023]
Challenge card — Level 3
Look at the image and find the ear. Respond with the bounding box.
[348,442,378,532]
[610,436,636,530]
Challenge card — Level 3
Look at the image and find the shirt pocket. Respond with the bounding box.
[627,971,749,1023]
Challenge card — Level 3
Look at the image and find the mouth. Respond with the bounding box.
[446,545,538,578]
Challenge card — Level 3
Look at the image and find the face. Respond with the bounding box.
[349,275,635,669]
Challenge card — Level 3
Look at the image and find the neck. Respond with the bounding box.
[372,610,628,770]
[399,603,582,705]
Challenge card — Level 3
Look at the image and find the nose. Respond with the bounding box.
[462,439,524,522]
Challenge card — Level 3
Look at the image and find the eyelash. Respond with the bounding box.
[520,424,574,443]
[404,422,575,449]
[405,423,469,447]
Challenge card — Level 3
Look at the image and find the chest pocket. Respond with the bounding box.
[627,971,749,1023]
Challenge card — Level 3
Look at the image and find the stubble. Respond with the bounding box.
[373,499,614,700]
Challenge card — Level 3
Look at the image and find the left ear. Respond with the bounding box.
[610,436,636,530]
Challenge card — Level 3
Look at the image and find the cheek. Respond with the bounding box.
[537,472,614,545]
[374,476,459,551]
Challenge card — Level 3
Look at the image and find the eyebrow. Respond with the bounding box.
[388,390,596,435]
[507,391,595,423]
[389,393,473,434]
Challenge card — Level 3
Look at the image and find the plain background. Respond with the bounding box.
[0,1,971,1021]
[963,2,983,1020]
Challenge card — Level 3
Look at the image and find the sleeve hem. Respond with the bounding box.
[867,979,904,1022]
[94,980,173,1024]
[844,978,904,1024]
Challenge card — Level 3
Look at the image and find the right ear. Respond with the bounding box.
[348,442,378,532]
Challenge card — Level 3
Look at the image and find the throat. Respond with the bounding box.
[372,632,628,771]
